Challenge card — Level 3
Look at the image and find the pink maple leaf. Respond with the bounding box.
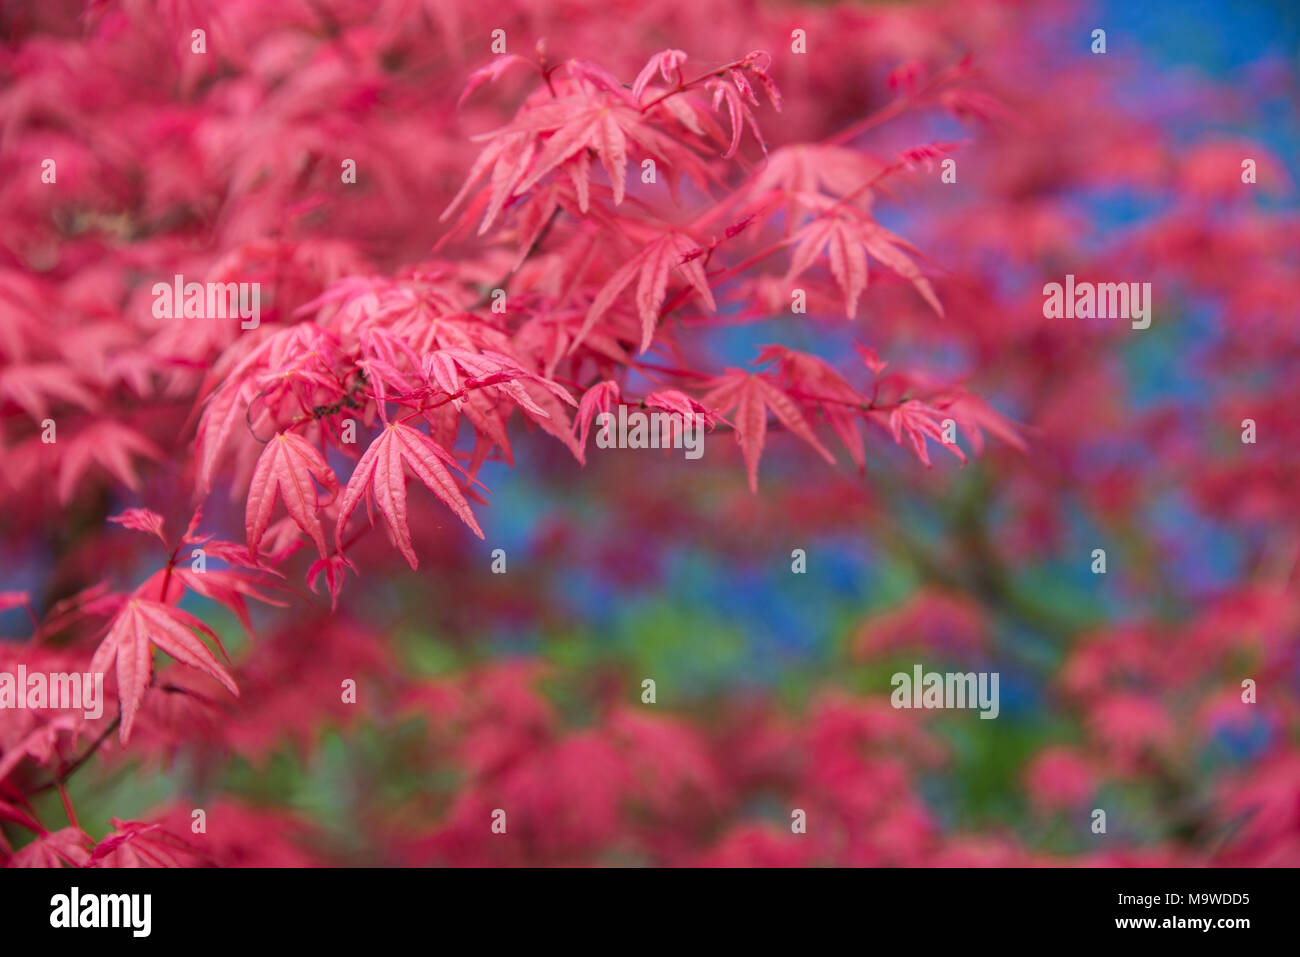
[245,432,339,558]
[701,370,836,492]
[91,598,239,743]
[336,422,485,569]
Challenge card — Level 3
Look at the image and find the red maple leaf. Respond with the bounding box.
[108,508,167,545]
[701,370,836,492]
[572,380,622,464]
[8,827,93,868]
[785,202,943,318]
[336,421,485,569]
[91,599,239,743]
[883,400,967,467]
[757,345,869,471]
[88,819,210,868]
[245,432,339,558]
[444,59,714,234]
[307,552,357,612]
[580,230,716,353]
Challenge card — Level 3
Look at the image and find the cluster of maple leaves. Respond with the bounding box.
[2,0,1298,867]
[190,40,1011,608]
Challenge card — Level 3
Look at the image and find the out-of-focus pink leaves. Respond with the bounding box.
[0,592,31,614]
[943,394,1028,455]
[0,711,83,784]
[56,422,162,504]
[1024,748,1097,813]
[854,342,888,376]
[0,364,96,422]
[173,566,287,636]
[749,144,884,225]
[457,55,529,107]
